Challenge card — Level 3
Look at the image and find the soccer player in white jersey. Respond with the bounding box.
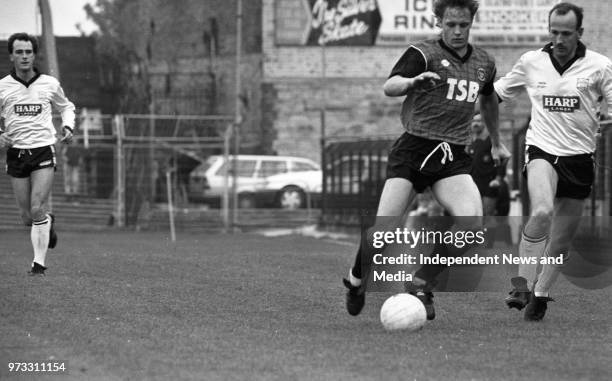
[494,3,612,320]
[0,33,75,276]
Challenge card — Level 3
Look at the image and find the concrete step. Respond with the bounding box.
[0,196,115,230]
[138,207,321,232]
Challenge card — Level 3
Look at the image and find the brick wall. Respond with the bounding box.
[262,0,612,162]
[132,0,264,150]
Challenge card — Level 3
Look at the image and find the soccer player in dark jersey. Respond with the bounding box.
[496,3,612,320]
[343,0,510,320]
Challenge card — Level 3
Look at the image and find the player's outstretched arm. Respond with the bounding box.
[383,72,441,97]
[480,91,511,165]
[50,81,76,137]
[600,61,612,128]
[0,117,10,148]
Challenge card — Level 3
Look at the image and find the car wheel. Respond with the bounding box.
[278,186,305,210]
[238,193,256,209]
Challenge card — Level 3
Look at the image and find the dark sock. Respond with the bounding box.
[351,231,381,280]
[414,242,449,284]
[415,241,474,284]
[351,244,363,279]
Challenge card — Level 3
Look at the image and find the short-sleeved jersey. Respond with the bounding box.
[0,71,75,149]
[495,42,612,156]
[389,39,496,145]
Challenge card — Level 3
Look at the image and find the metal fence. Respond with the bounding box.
[114,114,234,226]
[55,112,234,228]
[321,120,612,227]
[320,137,394,227]
[49,114,612,230]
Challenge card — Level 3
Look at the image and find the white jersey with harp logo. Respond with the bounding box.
[495,43,612,156]
[0,72,75,149]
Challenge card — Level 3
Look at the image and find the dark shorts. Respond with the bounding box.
[525,145,594,199]
[6,145,57,178]
[386,133,472,193]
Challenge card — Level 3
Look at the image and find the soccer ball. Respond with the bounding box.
[380,293,427,331]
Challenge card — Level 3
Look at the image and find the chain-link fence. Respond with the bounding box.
[50,112,234,230]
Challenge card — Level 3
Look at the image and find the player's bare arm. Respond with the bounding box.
[600,70,612,131]
[0,131,12,148]
[383,72,441,97]
[480,91,510,165]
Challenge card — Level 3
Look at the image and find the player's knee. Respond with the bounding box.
[29,206,46,222]
[446,197,482,218]
[530,205,553,229]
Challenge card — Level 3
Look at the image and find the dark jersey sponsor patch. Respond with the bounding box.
[14,104,42,116]
[542,96,580,112]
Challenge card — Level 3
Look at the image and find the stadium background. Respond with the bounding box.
[0,2,611,379]
[0,0,611,232]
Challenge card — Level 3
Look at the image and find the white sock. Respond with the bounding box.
[31,217,50,267]
[518,231,548,290]
[534,249,567,297]
[534,290,551,298]
[348,268,361,287]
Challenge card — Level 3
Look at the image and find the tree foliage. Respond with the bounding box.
[84,0,152,113]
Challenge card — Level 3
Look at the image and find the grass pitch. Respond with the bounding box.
[0,229,610,380]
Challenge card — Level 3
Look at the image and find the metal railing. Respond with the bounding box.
[321,119,612,228]
[53,112,235,229]
[320,137,394,227]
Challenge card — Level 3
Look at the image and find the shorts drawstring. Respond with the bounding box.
[420,142,454,171]
[18,149,33,158]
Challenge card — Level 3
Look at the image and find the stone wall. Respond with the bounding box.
[129,0,264,150]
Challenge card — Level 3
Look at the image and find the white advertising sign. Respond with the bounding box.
[376,0,560,45]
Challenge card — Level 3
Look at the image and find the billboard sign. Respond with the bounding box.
[275,0,381,46]
[377,0,560,45]
[275,0,560,46]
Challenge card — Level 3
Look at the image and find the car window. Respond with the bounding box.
[292,161,319,172]
[216,159,257,177]
[259,160,288,177]
[201,156,217,171]
[191,156,218,176]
